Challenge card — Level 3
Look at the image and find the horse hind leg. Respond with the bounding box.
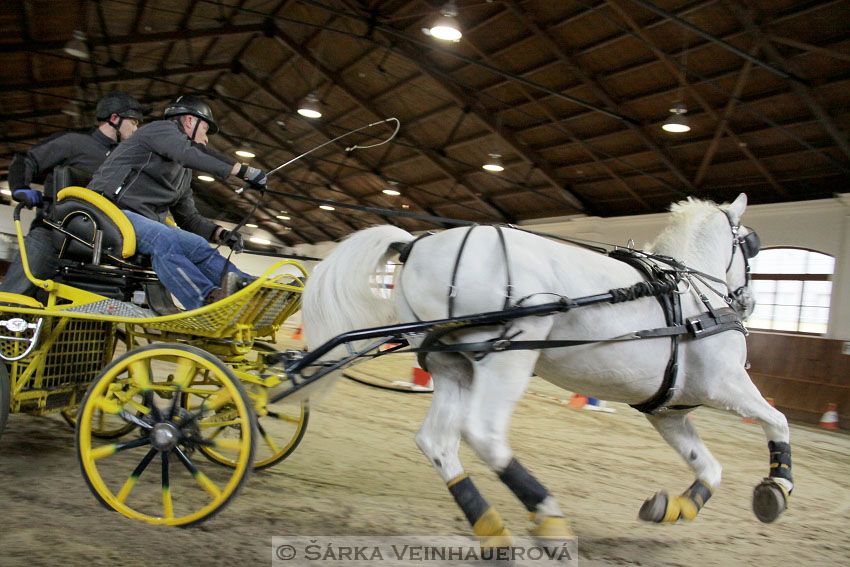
[413,353,513,549]
[463,349,572,542]
[639,412,721,523]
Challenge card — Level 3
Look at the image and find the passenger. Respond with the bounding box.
[1,91,144,298]
[87,94,267,310]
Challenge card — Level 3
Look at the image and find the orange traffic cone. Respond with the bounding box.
[566,394,588,408]
[818,403,840,430]
[744,397,774,423]
[291,325,303,341]
[411,365,432,389]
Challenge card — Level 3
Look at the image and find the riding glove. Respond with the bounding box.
[13,189,43,209]
[236,164,268,189]
[218,229,245,253]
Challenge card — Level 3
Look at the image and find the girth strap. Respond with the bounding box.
[607,250,684,413]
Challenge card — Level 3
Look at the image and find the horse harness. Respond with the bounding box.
[393,216,760,415]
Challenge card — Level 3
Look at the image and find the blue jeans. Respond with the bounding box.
[124,210,250,311]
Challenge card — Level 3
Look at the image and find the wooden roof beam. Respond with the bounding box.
[238,65,457,226]
[268,23,510,223]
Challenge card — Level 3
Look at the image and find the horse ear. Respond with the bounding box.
[727,193,748,220]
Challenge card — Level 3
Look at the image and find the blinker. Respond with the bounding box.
[741,230,760,259]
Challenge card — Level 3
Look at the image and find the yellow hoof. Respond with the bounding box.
[474,508,514,549]
[531,516,573,539]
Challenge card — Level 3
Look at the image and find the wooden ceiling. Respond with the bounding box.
[2,0,849,246]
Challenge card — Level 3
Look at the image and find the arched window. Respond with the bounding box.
[747,248,834,334]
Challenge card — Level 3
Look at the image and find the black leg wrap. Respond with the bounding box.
[768,441,793,484]
[498,458,550,512]
[448,476,490,526]
[685,479,713,510]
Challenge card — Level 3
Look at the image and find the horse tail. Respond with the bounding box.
[302,225,414,352]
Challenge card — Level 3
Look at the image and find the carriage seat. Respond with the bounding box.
[43,167,178,309]
[51,186,143,266]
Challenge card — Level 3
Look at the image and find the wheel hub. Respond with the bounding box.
[150,423,181,451]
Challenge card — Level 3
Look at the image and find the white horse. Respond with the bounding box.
[301,193,792,546]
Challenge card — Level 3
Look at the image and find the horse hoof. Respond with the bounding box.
[753,480,787,523]
[530,516,573,539]
[638,491,669,523]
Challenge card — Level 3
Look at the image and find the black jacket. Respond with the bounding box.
[88,120,236,240]
[8,128,118,200]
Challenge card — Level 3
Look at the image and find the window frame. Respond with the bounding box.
[747,246,834,336]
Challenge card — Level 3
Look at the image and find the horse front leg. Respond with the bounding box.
[710,373,793,523]
[464,349,572,543]
[414,354,513,549]
[640,412,721,523]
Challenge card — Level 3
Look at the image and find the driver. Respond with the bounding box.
[87,94,267,310]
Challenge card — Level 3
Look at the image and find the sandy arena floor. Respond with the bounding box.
[0,338,848,567]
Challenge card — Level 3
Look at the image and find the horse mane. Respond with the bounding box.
[647,197,726,263]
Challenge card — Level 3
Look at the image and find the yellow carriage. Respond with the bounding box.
[0,174,309,526]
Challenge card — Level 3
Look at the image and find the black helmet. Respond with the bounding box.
[163,95,219,134]
[95,91,145,121]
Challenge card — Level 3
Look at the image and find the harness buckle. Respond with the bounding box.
[492,339,511,351]
[447,285,457,298]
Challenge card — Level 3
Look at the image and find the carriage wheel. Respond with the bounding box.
[76,343,255,527]
[196,388,309,470]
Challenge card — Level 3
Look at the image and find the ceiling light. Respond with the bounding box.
[427,1,462,41]
[249,237,271,245]
[63,30,89,59]
[235,149,256,158]
[197,175,215,182]
[319,205,335,211]
[297,93,322,118]
[482,151,505,172]
[383,180,401,196]
[662,101,691,133]
[245,223,258,228]
[276,215,290,220]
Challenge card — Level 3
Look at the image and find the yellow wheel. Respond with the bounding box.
[76,343,255,527]
[197,386,308,470]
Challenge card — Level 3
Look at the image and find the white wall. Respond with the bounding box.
[293,193,850,340]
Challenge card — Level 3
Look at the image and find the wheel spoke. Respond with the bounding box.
[143,390,163,422]
[174,446,222,499]
[129,359,152,389]
[162,452,173,519]
[199,437,245,453]
[267,410,300,423]
[258,421,281,455]
[119,410,154,430]
[90,436,151,460]
[116,447,158,504]
[173,357,198,389]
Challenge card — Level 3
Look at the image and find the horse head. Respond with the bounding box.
[722,193,760,318]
